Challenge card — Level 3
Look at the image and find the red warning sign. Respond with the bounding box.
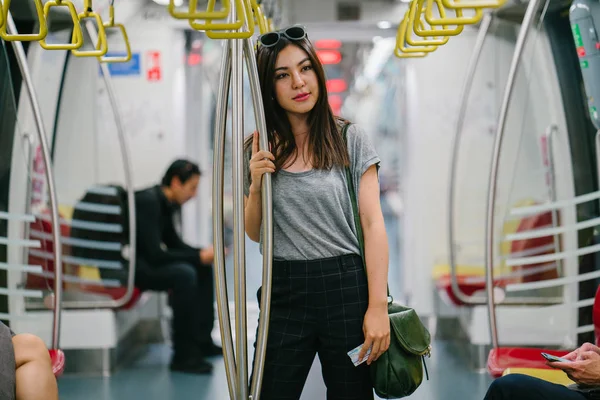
[146,51,162,82]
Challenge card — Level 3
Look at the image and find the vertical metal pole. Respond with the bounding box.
[244,38,273,400]
[85,21,137,309]
[7,13,63,350]
[595,131,600,223]
[213,39,238,400]
[447,13,493,305]
[485,0,545,350]
[544,125,562,276]
[21,133,35,273]
[231,4,249,398]
[31,22,139,310]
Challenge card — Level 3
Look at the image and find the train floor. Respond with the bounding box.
[57,339,494,400]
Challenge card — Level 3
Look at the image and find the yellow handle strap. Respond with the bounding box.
[170,0,230,20]
[405,0,450,46]
[395,13,438,57]
[189,0,246,32]
[426,0,483,25]
[191,0,255,39]
[0,1,4,31]
[252,1,268,34]
[71,14,107,57]
[412,0,464,37]
[39,0,84,50]
[441,0,508,10]
[98,5,132,63]
[0,0,48,41]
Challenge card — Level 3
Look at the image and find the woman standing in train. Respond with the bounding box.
[243,25,390,399]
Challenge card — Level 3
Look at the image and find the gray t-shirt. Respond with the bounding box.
[244,123,380,260]
[0,322,15,400]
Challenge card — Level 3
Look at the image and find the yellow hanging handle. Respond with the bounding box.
[394,49,428,58]
[395,12,437,58]
[441,0,507,10]
[0,1,4,32]
[425,0,483,26]
[98,3,132,63]
[249,0,268,34]
[405,0,450,47]
[191,0,255,39]
[205,0,254,39]
[412,0,465,37]
[71,0,107,57]
[169,0,230,20]
[39,0,84,50]
[0,0,48,41]
[189,0,246,32]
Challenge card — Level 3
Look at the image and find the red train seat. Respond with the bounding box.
[487,347,570,377]
[25,212,71,291]
[77,284,143,310]
[435,208,557,306]
[487,285,600,377]
[25,210,142,310]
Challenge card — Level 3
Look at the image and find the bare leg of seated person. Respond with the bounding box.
[13,334,58,400]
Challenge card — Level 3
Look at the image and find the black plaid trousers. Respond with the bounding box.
[252,254,373,400]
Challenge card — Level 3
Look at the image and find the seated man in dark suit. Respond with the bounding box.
[134,159,220,375]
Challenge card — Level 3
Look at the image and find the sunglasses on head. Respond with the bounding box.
[258,25,307,48]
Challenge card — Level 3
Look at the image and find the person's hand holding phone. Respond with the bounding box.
[549,351,600,385]
[560,343,600,363]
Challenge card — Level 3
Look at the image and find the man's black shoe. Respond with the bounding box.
[169,358,213,375]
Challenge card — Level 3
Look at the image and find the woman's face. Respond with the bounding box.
[273,44,320,118]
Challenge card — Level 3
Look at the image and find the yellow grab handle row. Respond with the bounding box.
[395,0,508,58]
[168,0,273,38]
[0,0,131,63]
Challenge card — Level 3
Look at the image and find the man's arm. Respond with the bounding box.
[136,193,200,267]
[162,208,217,266]
[162,211,198,251]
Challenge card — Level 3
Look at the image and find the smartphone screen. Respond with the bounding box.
[541,352,571,363]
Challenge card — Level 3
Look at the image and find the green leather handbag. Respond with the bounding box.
[342,123,432,399]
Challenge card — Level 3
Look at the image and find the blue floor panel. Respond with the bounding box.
[58,340,493,400]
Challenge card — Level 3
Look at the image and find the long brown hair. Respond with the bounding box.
[246,35,350,171]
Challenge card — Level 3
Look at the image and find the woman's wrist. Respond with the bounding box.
[368,298,388,309]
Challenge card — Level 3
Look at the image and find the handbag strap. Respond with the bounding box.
[342,123,391,300]
[343,124,430,380]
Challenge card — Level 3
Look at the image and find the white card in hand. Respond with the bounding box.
[347,344,371,367]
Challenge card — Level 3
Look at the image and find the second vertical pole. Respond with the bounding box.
[231,4,249,398]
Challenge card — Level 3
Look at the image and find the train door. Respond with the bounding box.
[545,7,600,344]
